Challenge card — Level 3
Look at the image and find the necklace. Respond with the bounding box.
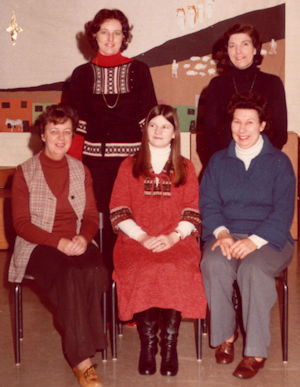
[232,72,257,94]
[102,93,120,109]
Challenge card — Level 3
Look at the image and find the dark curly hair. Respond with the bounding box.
[35,104,78,137]
[227,91,270,132]
[213,24,263,74]
[85,9,133,52]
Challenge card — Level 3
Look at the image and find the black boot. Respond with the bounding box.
[135,308,160,375]
[160,308,181,376]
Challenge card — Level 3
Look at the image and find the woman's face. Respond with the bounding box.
[227,33,256,69]
[147,115,175,149]
[231,108,266,149]
[95,18,123,56]
[41,119,73,160]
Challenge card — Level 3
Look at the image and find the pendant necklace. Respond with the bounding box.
[102,93,120,109]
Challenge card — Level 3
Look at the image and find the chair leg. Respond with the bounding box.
[111,281,117,360]
[202,308,208,335]
[282,271,288,363]
[102,291,107,361]
[14,283,22,366]
[118,321,123,336]
[195,318,202,361]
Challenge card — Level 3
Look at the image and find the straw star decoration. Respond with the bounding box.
[6,11,23,46]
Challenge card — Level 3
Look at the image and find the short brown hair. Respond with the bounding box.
[213,24,263,74]
[227,91,268,121]
[35,104,78,137]
[133,105,187,186]
[85,9,132,52]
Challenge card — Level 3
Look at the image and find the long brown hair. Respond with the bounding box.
[132,105,187,186]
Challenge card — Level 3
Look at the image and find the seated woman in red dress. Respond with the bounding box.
[110,104,207,377]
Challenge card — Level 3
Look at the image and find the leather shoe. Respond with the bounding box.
[215,332,238,364]
[233,357,265,379]
[73,364,102,387]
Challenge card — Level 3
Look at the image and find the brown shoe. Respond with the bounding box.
[215,332,238,364]
[73,364,103,387]
[233,357,265,379]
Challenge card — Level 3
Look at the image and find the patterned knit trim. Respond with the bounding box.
[144,177,172,197]
[180,208,202,236]
[110,206,133,233]
[83,142,141,157]
[143,159,173,198]
[92,62,132,95]
[76,120,87,135]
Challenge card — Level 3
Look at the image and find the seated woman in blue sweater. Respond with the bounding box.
[199,91,295,379]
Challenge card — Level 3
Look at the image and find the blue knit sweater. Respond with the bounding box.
[199,136,295,251]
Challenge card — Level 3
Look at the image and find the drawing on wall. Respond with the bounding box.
[186,6,197,28]
[176,8,186,31]
[0,4,285,134]
[269,39,277,55]
[171,60,179,78]
[5,119,23,132]
[176,0,215,31]
[6,11,23,46]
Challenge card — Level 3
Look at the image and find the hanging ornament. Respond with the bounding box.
[6,11,23,46]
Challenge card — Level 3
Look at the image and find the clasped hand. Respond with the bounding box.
[57,235,88,256]
[211,231,257,260]
[138,232,180,253]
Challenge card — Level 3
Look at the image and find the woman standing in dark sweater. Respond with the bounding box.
[69,9,157,270]
[197,23,287,165]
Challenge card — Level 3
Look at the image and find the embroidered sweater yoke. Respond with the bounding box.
[69,59,157,158]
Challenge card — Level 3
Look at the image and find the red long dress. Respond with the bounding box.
[110,156,207,321]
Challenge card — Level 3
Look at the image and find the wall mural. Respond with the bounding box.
[176,1,216,31]
[0,4,284,135]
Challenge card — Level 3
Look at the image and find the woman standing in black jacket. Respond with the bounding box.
[69,9,157,271]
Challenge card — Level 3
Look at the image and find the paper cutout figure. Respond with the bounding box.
[197,3,204,24]
[205,0,215,19]
[190,56,201,61]
[187,6,197,28]
[6,11,23,46]
[176,8,185,31]
[172,60,179,78]
[186,70,198,76]
[194,63,207,70]
[269,39,277,55]
[5,118,23,132]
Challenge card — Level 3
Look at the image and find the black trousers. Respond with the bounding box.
[26,243,109,367]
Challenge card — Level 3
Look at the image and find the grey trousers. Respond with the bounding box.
[200,234,293,358]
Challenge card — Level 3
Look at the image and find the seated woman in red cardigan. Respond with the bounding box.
[110,104,207,377]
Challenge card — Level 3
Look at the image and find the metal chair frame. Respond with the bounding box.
[277,268,288,363]
[111,279,204,361]
[204,268,288,363]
